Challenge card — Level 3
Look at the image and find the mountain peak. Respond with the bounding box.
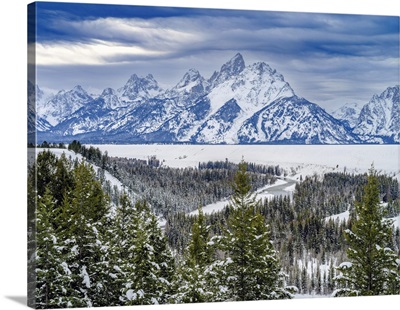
[332,102,363,129]
[100,88,121,109]
[252,62,273,73]
[167,68,209,102]
[72,85,86,93]
[353,85,399,142]
[381,85,399,99]
[101,87,116,97]
[208,53,246,88]
[175,68,202,88]
[221,53,245,76]
[118,73,162,100]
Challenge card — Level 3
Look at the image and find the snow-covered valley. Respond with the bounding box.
[89,144,400,228]
[91,144,400,180]
[189,178,295,215]
[34,144,400,229]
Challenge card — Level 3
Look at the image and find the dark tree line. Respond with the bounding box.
[294,172,399,217]
[63,142,281,217]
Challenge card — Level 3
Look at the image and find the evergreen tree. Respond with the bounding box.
[35,150,58,197]
[327,263,335,293]
[145,205,175,304]
[172,207,215,303]
[27,164,38,308]
[123,201,175,305]
[61,160,111,307]
[334,167,400,296]
[107,193,140,306]
[35,188,74,308]
[301,266,308,294]
[51,153,74,210]
[219,161,293,301]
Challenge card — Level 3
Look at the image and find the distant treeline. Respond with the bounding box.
[57,141,281,216]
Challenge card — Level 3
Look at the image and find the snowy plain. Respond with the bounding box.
[91,144,400,181]
[90,144,400,228]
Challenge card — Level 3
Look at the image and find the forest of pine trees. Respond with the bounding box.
[28,144,400,308]
[28,151,176,308]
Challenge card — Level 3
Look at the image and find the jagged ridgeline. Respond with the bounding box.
[31,54,400,144]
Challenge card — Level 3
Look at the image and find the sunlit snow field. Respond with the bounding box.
[91,144,400,180]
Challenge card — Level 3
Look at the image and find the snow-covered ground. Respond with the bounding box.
[325,210,350,224]
[88,144,400,226]
[324,204,400,229]
[391,214,400,228]
[90,144,400,180]
[189,199,230,216]
[189,179,295,215]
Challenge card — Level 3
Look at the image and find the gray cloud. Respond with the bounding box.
[36,10,399,111]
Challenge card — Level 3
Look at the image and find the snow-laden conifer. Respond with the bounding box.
[333,166,400,296]
[172,207,216,303]
[218,161,295,301]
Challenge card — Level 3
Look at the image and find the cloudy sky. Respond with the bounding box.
[29,2,399,111]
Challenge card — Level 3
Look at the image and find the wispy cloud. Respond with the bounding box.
[35,40,169,66]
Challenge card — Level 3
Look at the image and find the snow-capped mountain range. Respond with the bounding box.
[30,53,399,144]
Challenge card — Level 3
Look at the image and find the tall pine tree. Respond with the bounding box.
[60,160,111,307]
[172,207,215,303]
[334,166,400,296]
[35,188,74,308]
[122,201,175,305]
[219,161,294,301]
[107,193,140,306]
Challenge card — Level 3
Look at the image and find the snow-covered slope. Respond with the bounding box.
[237,96,360,144]
[117,73,163,103]
[37,85,94,126]
[353,85,400,143]
[27,81,53,134]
